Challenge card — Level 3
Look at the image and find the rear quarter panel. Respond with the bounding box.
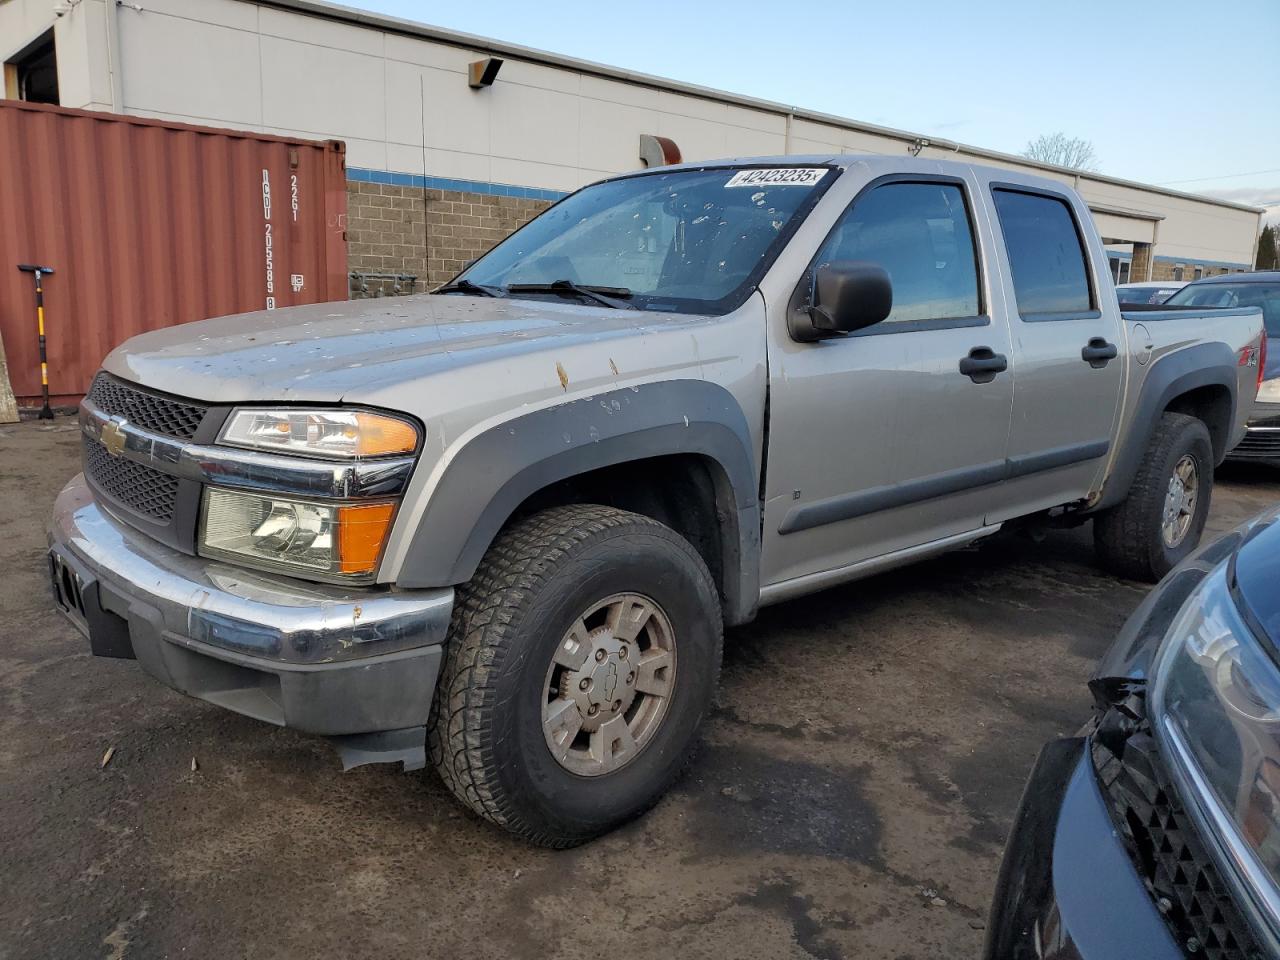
[1096,306,1264,506]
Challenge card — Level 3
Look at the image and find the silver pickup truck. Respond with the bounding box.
[48,156,1266,847]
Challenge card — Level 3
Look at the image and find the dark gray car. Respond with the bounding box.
[1165,272,1280,463]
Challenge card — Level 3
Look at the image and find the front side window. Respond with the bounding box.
[992,189,1093,317]
[815,181,981,325]
[454,166,833,315]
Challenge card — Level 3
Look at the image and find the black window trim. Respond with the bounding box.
[989,182,1102,324]
[792,173,991,339]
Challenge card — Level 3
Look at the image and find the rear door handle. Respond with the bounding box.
[1082,337,1118,368]
[959,346,1008,383]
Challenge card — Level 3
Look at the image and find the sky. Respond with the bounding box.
[359,0,1280,221]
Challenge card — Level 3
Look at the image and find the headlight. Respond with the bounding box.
[199,487,395,581]
[1150,565,1280,925]
[1258,379,1280,403]
[219,408,419,459]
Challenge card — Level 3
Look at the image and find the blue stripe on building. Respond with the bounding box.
[346,166,567,203]
[1104,251,1250,270]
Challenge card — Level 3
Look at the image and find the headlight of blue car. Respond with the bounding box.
[1150,562,1280,939]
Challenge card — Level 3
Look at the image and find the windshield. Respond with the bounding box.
[451,166,835,314]
[1165,281,1280,337]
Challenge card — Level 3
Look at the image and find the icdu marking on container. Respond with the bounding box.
[262,169,275,309]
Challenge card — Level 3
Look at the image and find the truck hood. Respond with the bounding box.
[101,294,710,404]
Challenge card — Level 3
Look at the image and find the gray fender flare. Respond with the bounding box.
[395,381,761,625]
[1092,341,1239,513]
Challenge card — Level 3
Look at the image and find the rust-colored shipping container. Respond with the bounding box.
[0,100,348,405]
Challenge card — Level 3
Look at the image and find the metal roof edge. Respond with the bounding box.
[1087,202,1166,222]
[259,0,1266,217]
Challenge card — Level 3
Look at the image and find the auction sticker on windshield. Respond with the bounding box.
[725,168,829,188]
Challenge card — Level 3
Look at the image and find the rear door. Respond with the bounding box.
[978,176,1126,518]
[760,174,1015,590]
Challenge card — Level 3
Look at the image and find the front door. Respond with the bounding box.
[760,177,1015,591]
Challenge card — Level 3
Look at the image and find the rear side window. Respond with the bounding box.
[816,181,981,325]
[992,189,1093,317]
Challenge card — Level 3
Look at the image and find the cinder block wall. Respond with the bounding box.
[347,182,552,295]
[1149,260,1232,282]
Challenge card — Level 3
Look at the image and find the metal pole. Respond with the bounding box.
[18,264,56,419]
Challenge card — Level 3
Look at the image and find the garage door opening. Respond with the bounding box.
[1107,247,1133,284]
[5,30,59,105]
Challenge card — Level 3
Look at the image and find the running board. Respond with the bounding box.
[757,523,1003,608]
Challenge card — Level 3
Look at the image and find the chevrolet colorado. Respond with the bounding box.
[48,155,1266,846]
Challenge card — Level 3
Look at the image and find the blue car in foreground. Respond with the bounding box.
[987,505,1280,959]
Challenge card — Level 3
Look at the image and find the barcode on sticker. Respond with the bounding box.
[725,168,828,188]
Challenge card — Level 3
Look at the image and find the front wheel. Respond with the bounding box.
[428,504,723,847]
[1094,412,1214,582]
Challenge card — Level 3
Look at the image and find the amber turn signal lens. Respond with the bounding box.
[353,413,419,457]
[337,502,396,574]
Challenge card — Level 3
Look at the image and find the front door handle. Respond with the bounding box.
[959,346,1008,384]
[1082,337,1119,368]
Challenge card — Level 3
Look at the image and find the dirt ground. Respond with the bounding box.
[1,415,1277,960]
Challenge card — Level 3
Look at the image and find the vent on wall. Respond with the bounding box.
[639,135,681,168]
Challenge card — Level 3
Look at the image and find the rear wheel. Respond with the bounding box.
[1094,412,1213,582]
[428,504,722,847]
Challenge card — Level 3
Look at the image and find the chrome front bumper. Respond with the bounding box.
[48,474,453,738]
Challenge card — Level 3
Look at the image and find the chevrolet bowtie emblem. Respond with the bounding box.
[602,660,618,702]
[100,418,128,457]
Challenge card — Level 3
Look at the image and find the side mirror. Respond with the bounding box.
[790,260,893,342]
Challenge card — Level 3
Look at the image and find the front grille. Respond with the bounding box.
[87,373,208,441]
[84,439,179,522]
[1093,729,1264,960]
[1233,431,1280,459]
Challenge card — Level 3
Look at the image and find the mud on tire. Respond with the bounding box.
[427,504,723,848]
[1094,412,1214,582]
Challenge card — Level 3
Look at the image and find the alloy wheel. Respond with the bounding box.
[541,592,677,777]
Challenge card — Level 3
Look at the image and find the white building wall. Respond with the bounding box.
[1,0,113,111]
[1,0,1262,268]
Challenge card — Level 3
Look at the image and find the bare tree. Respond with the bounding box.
[1022,133,1100,171]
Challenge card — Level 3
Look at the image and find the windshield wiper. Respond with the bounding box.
[506,280,636,310]
[435,278,506,298]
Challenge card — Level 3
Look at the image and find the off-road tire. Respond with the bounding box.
[1094,412,1213,582]
[427,504,723,847]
